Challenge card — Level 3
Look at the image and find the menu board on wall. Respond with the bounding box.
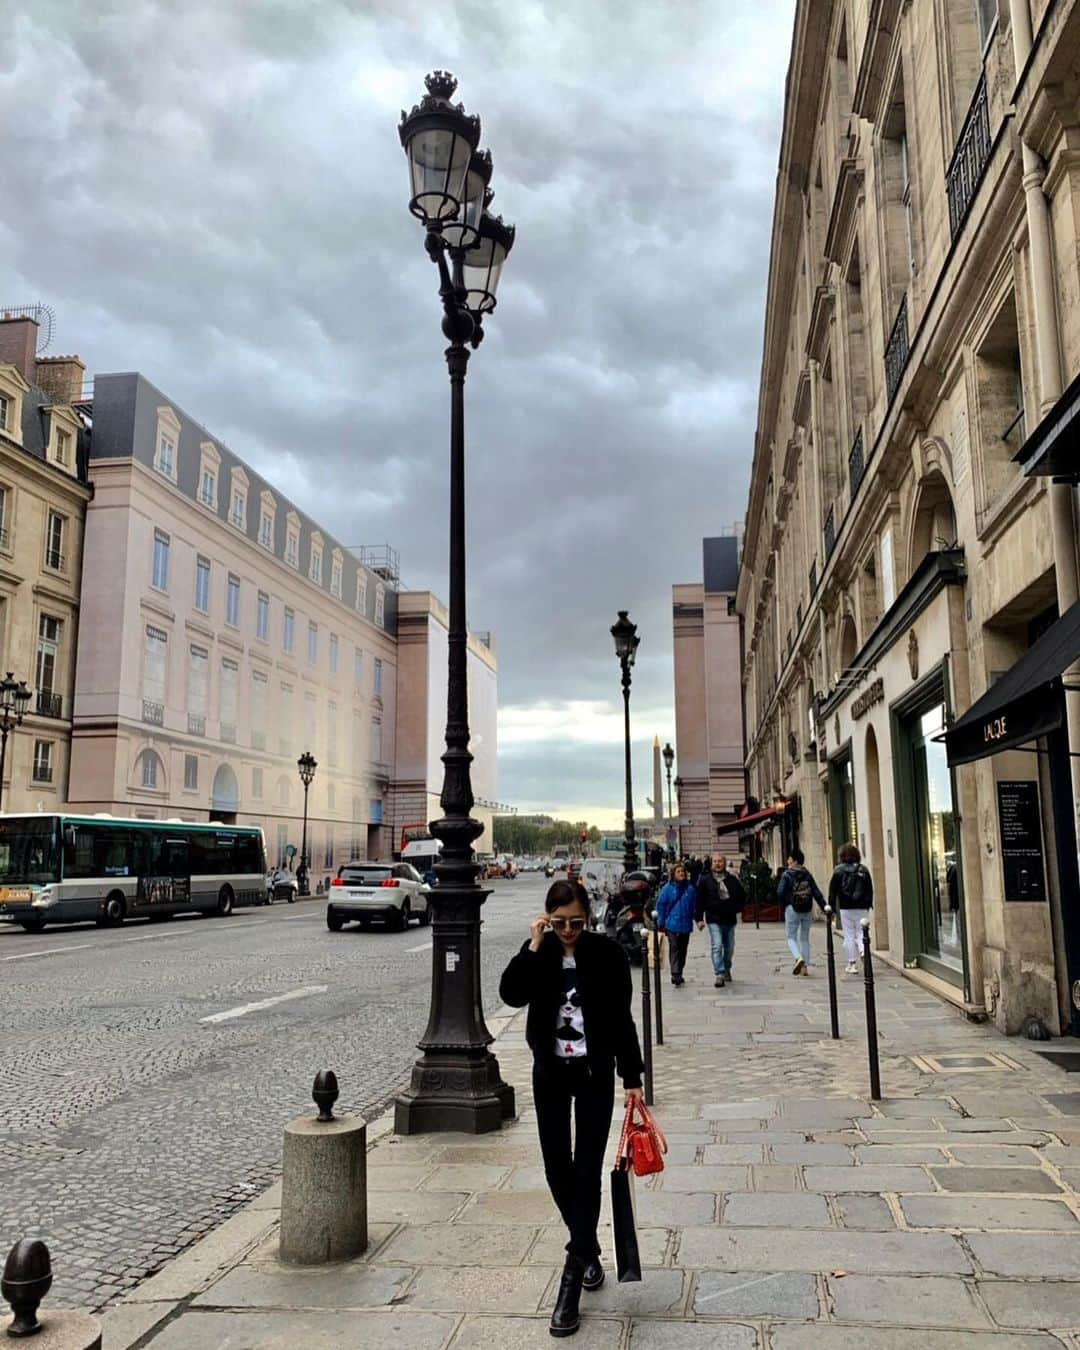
[996,780,1047,902]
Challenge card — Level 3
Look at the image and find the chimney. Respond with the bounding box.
[35,355,86,405]
[0,315,39,383]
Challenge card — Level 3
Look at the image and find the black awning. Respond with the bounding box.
[945,598,1080,766]
[1013,365,1080,483]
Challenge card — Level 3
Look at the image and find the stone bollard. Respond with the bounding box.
[279,1071,368,1265]
[2,1240,101,1347]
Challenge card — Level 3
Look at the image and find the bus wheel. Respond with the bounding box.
[20,919,45,934]
[100,892,126,927]
[216,887,234,917]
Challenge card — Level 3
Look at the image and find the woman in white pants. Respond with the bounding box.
[827,842,874,973]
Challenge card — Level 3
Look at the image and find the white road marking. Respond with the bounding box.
[3,943,95,962]
[199,985,328,1024]
[123,930,190,943]
[407,941,433,953]
[280,913,322,921]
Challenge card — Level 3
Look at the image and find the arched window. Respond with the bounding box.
[838,613,859,674]
[910,472,957,576]
[137,749,164,790]
[211,763,240,815]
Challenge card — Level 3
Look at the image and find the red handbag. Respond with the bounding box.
[617,1098,668,1177]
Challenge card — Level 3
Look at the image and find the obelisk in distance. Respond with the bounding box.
[652,735,663,830]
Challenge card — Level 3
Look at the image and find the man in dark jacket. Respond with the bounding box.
[695,853,745,987]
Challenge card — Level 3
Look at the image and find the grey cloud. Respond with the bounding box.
[5,0,794,814]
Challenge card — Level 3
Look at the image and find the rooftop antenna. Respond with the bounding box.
[0,303,55,353]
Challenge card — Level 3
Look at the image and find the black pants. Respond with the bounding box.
[668,931,691,981]
[533,1058,616,1263]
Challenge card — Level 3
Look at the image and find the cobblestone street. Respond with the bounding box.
[104,911,1080,1347]
[0,881,532,1311]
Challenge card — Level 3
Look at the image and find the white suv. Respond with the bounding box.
[326,862,431,932]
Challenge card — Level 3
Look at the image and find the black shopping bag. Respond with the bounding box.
[610,1162,642,1282]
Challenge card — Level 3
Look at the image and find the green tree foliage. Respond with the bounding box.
[493,817,605,856]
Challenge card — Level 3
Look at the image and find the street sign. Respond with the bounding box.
[285,844,297,858]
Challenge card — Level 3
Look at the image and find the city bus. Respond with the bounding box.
[0,813,267,933]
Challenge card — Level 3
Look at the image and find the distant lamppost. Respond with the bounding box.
[297,751,317,896]
[394,71,516,1135]
[662,742,675,858]
[0,673,31,811]
[612,612,641,874]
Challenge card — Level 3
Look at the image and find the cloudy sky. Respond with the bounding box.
[5,0,795,829]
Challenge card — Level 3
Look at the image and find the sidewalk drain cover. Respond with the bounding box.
[1035,1054,1080,1073]
[910,1052,1021,1073]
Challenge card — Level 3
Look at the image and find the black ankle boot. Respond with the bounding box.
[582,1258,604,1291]
[550,1257,585,1337]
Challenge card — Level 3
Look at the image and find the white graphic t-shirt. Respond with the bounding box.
[554,955,587,1059]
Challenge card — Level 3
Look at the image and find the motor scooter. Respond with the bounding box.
[609,872,654,963]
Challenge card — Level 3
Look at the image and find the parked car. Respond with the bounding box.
[326,862,431,931]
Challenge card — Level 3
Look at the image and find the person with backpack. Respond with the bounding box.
[695,853,745,987]
[828,842,875,973]
[776,848,825,975]
[654,862,697,987]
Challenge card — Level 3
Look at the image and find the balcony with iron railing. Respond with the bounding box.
[848,427,865,499]
[884,295,910,405]
[45,549,66,573]
[251,730,266,751]
[142,700,164,726]
[188,713,205,736]
[947,73,991,239]
[36,690,62,720]
[220,723,236,744]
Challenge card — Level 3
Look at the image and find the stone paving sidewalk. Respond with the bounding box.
[93,918,1080,1347]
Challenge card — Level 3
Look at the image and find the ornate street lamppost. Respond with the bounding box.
[612,612,641,875]
[394,72,515,1135]
[662,741,675,859]
[0,673,32,811]
[296,751,317,897]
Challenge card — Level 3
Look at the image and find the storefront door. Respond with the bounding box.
[828,749,857,863]
[911,703,963,973]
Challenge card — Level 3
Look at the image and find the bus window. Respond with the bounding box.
[63,826,136,880]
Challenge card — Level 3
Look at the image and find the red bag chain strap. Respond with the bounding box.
[615,1100,636,1171]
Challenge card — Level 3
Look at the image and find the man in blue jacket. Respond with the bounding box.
[655,861,697,987]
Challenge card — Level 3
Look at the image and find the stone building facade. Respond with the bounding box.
[737,0,1080,1034]
[69,372,401,887]
[0,314,91,810]
[389,590,499,859]
[672,536,746,856]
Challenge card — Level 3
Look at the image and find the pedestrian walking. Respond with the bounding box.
[499,881,644,1338]
[688,855,704,886]
[828,842,875,973]
[776,848,825,976]
[655,862,696,987]
[695,853,745,987]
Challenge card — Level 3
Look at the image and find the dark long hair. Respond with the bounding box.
[545,880,589,914]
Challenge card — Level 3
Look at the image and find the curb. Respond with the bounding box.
[100,1000,525,1349]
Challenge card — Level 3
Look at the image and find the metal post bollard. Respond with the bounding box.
[641,933,654,1106]
[2,1239,101,1346]
[861,918,881,1100]
[824,905,840,1040]
[652,922,664,1046]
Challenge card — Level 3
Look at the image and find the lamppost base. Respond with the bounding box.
[394,1051,514,1135]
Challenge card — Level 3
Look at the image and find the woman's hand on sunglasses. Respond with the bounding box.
[529,914,551,950]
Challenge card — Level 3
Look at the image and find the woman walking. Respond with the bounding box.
[828,842,875,972]
[776,848,826,975]
[655,861,697,987]
[500,881,644,1338]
